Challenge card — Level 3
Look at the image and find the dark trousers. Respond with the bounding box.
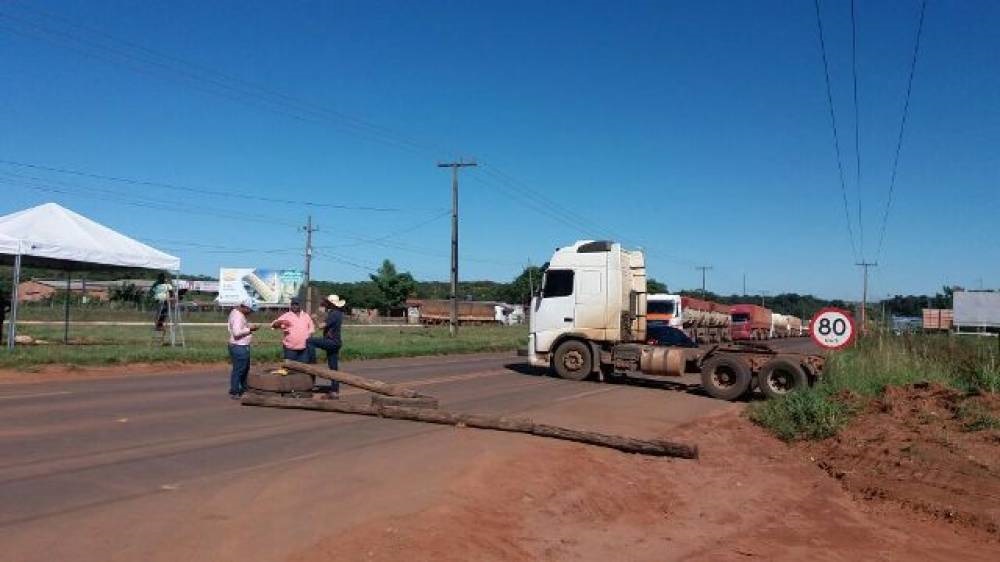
[307,337,341,393]
[282,347,311,362]
[229,344,251,395]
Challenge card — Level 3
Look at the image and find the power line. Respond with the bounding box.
[850,0,865,258]
[812,0,859,261]
[0,159,410,212]
[876,0,927,260]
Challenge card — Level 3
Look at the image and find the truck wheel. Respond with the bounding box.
[552,340,592,381]
[758,358,809,399]
[700,355,752,401]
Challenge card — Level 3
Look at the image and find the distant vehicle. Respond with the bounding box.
[648,293,731,344]
[645,323,697,348]
[730,304,772,340]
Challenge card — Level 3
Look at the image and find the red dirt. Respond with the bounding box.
[0,362,225,384]
[803,383,1000,536]
[291,408,999,562]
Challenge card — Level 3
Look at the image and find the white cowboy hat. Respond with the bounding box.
[324,294,347,308]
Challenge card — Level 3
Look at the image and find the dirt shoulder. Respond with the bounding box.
[291,408,998,562]
[802,383,1000,536]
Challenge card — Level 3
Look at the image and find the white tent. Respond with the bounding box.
[0,203,179,270]
[1,203,181,348]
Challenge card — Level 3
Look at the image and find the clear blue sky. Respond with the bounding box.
[1,0,997,300]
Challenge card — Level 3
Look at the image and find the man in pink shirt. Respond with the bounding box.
[228,298,259,399]
[270,297,315,362]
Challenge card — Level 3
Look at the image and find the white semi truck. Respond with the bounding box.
[528,240,825,400]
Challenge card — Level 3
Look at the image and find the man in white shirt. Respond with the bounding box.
[228,298,259,399]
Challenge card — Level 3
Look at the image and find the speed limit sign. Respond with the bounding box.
[809,307,857,350]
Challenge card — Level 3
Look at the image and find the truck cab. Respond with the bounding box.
[528,240,647,375]
[647,294,683,329]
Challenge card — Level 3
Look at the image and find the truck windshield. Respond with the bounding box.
[732,313,750,323]
[542,270,574,298]
[647,301,675,315]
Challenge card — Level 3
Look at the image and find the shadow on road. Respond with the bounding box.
[503,360,715,398]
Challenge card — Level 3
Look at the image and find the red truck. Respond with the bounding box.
[730,304,772,340]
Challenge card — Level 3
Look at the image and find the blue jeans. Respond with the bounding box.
[229,344,251,395]
[306,337,341,393]
[283,347,311,362]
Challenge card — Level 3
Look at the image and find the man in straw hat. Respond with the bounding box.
[307,294,346,399]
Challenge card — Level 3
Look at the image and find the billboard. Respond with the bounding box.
[953,291,1000,328]
[218,268,304,307]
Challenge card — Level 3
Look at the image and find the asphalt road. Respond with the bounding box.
[0,339,818,562]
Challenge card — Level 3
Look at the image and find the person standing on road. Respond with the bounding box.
[228,297,259,399]
[270,297,314,362]
[307,294,346,398]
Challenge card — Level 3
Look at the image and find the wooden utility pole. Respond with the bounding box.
[696,265,713,295]
[437,159,477,336]
[856,261,877,335]
[302,215,318,313]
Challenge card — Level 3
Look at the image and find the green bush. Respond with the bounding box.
[748,389,850,441]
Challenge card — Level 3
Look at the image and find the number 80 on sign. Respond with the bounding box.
[809,308,856,350]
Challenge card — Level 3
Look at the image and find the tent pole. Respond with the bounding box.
[7,252,21,350]
[64,271,71,344]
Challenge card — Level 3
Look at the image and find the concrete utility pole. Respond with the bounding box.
[438,159,477,336]
[696,265,713,295]
[302,215,318,313]
[856,261,877,335]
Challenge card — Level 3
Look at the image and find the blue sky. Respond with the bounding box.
[1,0,996,300]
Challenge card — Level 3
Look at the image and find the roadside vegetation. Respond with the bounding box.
[0,324,528,370]
[750,334,1000,441]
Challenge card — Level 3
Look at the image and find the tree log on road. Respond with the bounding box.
[241,393,698,459]
[283,360,425,399]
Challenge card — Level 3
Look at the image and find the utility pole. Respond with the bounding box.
[742,272,747,296]
[696,265,713,295]
[438,159,477,336]
[856,261,877,335]
[302,215,318,313]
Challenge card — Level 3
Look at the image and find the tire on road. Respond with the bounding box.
[247,372,315,393]
[757,358,809,400]
[552,339,593,381]
[700,355,752,401]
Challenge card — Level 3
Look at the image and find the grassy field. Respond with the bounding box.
[0,324,528,370]
[749,334,1000,441]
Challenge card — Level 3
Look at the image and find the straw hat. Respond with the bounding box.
[324,294,347,308]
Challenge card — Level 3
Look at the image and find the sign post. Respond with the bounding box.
[809,307,857,351]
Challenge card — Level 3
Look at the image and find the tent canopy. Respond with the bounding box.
[0,202,180,271]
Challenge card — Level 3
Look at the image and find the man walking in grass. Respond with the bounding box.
[271,297,314,362]
[227,297,259,399]
[307,294,346,399]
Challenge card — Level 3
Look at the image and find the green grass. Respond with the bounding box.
[749,334,1000,441]
[0,324,528,370]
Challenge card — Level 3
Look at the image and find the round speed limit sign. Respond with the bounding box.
[810,308,856,350]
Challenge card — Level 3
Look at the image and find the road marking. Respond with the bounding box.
[0,391,73,401]
[552,387,617,402]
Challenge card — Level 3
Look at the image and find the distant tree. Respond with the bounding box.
[501,266,545,304]
[110,282,146,308]
[647,278,668,294]
[369,260,416,313]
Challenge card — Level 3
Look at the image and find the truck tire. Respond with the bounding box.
[700,355,752,401]
[552,340,592,381]
[758,358,809,399]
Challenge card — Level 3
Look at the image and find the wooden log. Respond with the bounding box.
[371,394,440,409]
[284,360,422,399]
[241,393,698,459]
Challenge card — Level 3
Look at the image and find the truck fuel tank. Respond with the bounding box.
[639,345,687,377]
